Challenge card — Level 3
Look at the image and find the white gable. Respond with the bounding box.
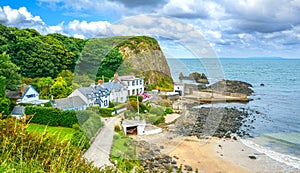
[22,86,39,102]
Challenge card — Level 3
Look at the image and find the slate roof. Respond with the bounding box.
[118,75,135,81]
[11,106,25,116]
[6,90,21,99]
[78,87,93,98]
[54,96,86,110]
[101,82,126,92]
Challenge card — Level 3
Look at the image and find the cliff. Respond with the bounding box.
[116,36,173,91]
[80,36,174,91]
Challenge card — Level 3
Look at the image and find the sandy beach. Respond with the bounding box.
[163,136,299,173]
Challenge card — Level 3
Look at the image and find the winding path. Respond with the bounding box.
[83,115,121,167]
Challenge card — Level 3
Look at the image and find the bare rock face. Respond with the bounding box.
[209,80,254,96]
[118,36,174,90]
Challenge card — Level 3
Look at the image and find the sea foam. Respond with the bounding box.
[241,139,300,170]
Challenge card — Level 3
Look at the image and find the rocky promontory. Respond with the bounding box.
[209,80,254,96]
[179,72,209,84]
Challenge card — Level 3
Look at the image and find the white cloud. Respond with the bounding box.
[0,6,64,35]
[67,20,111,37]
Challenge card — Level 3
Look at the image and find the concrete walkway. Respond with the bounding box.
[83,115,121,167]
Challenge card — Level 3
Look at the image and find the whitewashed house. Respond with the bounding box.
[174,82,185,96]
[15,85,49,105]
[115,73,144,96]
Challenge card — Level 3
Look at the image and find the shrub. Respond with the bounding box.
[109,102,115,108]
[77,110,104,139]
[25,106,78,128]
[165,107,173,114]
[128,95,143,102]
[98,108,114,117]
[114,125,121,132]
[149,106,165,116]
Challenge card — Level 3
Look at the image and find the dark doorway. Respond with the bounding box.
[126,126,138,135]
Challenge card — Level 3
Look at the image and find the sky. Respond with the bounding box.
[0,0,300,58]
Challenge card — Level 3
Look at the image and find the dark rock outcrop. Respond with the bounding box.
[175,107,252,138]
[179,72,209,84]
[209,80,254,96]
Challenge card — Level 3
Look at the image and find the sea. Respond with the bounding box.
[167,58,300,169]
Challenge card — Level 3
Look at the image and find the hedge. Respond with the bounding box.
[25,106,78,128]
[98,107,114,117]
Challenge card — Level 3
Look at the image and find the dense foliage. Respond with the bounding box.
[25,106,78,127]
[0,76,11,116]
[0,53,21,91]
[0,24,86,79]
[0,117,116,172]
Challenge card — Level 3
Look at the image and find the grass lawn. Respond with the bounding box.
[27,124,75,142]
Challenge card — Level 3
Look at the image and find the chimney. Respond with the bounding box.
[21,86,25,96]
[98,80,103,85]
[113,73,119,82]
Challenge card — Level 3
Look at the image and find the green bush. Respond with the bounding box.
[165,107,173,114]
[128,95,143,102]
[98,107,114,117]
[109,102,115,108]
[114,125,121,132]
[149,106,165,116]
[25,106,78,128]
[146,114,165,125]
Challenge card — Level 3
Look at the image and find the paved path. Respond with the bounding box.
[83,115,121,167]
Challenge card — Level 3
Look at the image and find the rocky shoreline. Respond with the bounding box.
[175,107,255,138]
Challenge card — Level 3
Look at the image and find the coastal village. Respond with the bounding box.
[1,22,297,173]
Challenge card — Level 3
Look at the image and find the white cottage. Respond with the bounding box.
[115,73,144,96]
[16,85,49,105]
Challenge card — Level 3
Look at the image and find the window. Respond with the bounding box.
[136,80,138,85]
[132,89,135,95]
[136,89,139,94]
[132,81,135,86]
[140,80,142,85]
[26,94,36,98]
[104,100,108,106]
[128,90,130,95]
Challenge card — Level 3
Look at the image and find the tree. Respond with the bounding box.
[50,77,72,99]
[37,77,54,98]
[97,47,124,79]
[0,76,11,116]
[0,52,21,90]
[58,70,73,86]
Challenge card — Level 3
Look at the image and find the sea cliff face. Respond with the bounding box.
[116,36,174,91]
[76,36,174,90]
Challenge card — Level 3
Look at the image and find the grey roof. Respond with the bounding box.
[11,106,25,115]
[6,90,21,99]
[54,96,86,110]
[118,75,135,81]
[102,82,126,92]
[77,85,110,101]
[78,87,94,97]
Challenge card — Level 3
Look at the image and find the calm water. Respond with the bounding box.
[167,58,300,168]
